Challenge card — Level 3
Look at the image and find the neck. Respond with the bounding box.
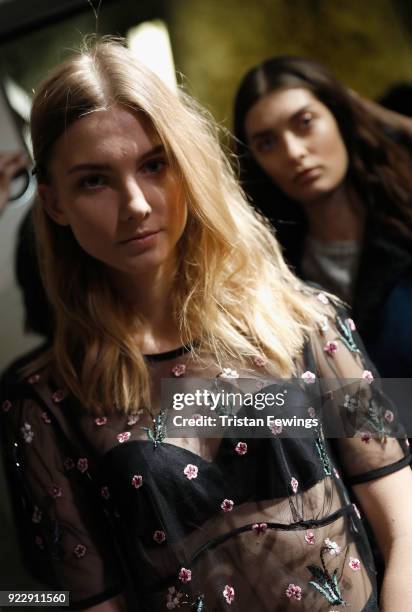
[109,263,183,354]
[301,182,365,243]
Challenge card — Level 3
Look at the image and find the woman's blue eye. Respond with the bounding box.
[255,136,276,154]
[143,158,167,174]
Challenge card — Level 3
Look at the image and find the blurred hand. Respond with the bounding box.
[0,151,29,213]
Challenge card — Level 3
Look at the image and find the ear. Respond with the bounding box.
[37,183,69,226]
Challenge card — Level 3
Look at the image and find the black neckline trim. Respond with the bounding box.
[144,344,192,363]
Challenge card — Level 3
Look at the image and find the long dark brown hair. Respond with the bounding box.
[233,56,412,267]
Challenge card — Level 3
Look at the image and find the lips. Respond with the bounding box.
[294,166,322,183]
[119,230,159,244]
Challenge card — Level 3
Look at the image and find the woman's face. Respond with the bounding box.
[244,87,349,204]
[40,106,187,281]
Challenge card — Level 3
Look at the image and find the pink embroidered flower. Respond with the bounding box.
[49,485,62,499]
[172,364,186,377]
[305,530,315,545]
[2,400,12,412]
[52,389,66,403]
[223,585,235,604]
[333,467,340,479]
[347,318,356,331]
[353,503,361,519]
[94,417,108,426]
[41,412,51,424]
[178,567,192,583]
[221,498,234,512]
[235,442,248,455]
[324,341,338,357]
[253,355,266,367]
[101,486,110,500]
[269,421,283,435]
[131,474,143,489]
[63,457,74,470]
[183,464,198,480]
[291,477,299,494]
[361,431,372,444]
[27,373,40,384]
[77,458,88,473]
[362,370,374,384]
[307,406,316,418]
[252,522,268,535]
[384,410,394,423]
[301,371,316,384]
[32,506,42,524]
[317,292,329,304]
[35,535,44,549]
[73,544,87,558]
[285,583,302,601]
[153,530,166,544]
[20,422,33,443]
[324,538,341,556]
[349,557,361,571]
[117,431,131,444]
[219,368,239,379]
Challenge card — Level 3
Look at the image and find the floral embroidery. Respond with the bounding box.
[324,341,338,357]
[344,394,358,412]
[269,421,283,435]
[221,499,234,512]
[35,535,44,549]
[223,585,235,604]
[301,371,316,384]
[77,458,88,473]
[20,422,34,443]
[127,412,142,426]
[101,486,110,500]
[183,464,198,480]
[307,406,316,418]
[308,562,346,605]
[52,389,66,403]
[117,431,131,444]
[219,368,239,379]
[172,364,186,377]
[360,432,372,444]
[73,544,87,558]
[2,400,12,412]
[166,587,184,609]
[27,374,40,384]
[252,522,267,535]
[95,417,107,426]
[153,530,166,544]
[235,442,248,455]
[315,436,332,476]
[362,370,374,384]
[349,557,361,571]
[40,412,51,424]
[291,477,299,494]
[178,567,192,583]
[49,485,62,498]
[253,355,266,367]
[32,506,42,523]
[285,584,302,601]
[305,530,315,545]
[317,292,329,305]
[384,410,394,423]
[131,474,143,489]
[335,315,360,353]
[324,538,341,556]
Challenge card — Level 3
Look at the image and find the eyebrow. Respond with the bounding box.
[249,104,313,143]
[66,144,165,175]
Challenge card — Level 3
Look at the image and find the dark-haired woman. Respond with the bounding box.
[234,56,412,378]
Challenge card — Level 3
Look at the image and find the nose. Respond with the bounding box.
[281,132,307,163]
[120,176,151,222]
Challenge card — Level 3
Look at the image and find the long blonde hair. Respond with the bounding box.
[30,38,330,414]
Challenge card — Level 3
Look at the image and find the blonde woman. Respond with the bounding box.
[1,41,412,611]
